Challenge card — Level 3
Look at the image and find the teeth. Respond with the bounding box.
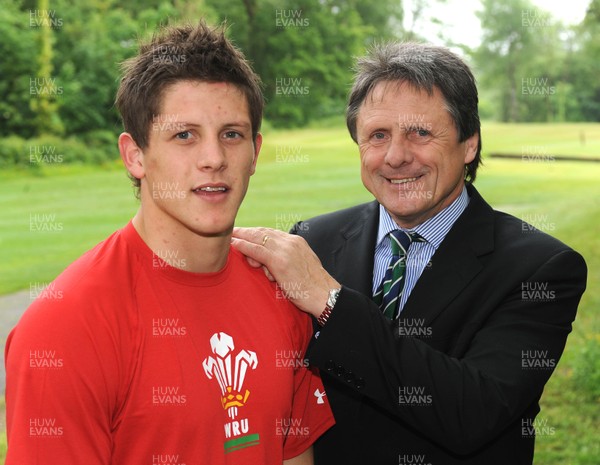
[391,177,418,184]
[197,186,226,192]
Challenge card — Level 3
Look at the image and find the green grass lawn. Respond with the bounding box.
[481,121,600,158]
[1,120,599,463]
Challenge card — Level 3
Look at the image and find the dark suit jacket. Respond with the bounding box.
[292,185,587,465]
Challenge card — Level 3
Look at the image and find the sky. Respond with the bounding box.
[405,0,591,49]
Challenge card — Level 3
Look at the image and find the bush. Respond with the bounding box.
[0,132,120,168]
[572,335,600,401]
[81,130,121,163]
[0,135,27,167]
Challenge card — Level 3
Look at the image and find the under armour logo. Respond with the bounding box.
[314,388,326,404]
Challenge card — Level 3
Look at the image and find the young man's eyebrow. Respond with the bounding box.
[166,121,252,129]
[223,121,252,129]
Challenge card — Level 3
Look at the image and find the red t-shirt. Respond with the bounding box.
[5,222,334,464]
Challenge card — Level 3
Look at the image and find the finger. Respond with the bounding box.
[246,257,263,268]
[231,237,265,268]
[232,227,274,244]
[263,266,275,281]
[231,237,271,266]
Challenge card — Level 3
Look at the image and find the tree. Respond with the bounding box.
[474,0,538,122]
[0,2,38,137]
[473,0,571,122]
[208,0,400,126]
[50,0,212,137]
[570,0,600,120]
[31,0,63,135]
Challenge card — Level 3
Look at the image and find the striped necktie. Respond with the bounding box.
[373,230,425,319]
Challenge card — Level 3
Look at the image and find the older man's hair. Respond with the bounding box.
[346,42,482,183]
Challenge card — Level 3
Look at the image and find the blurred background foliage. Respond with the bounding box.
[1,0,599,166]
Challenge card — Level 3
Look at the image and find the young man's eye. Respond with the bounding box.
[223,131,242,139]
[175,131,192,140]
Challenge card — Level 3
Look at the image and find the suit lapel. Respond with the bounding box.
[400,186,495,326]
[330,201,379,297]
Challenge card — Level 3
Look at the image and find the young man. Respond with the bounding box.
[5,22,333,465]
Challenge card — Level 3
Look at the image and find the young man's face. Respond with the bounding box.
[356,80,477,229]
[132,80,261,237]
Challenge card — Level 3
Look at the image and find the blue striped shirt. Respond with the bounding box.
[372,186,470,316]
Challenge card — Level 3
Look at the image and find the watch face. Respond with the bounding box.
[327,289,340,307]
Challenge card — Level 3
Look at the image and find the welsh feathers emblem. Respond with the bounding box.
[202,332,258,419]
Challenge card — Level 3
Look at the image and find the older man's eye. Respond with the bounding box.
[370,132,388,142]
[406,127,433,142]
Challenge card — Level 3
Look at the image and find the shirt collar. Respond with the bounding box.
[376,185,470,250]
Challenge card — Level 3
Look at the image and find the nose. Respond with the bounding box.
[384,133,414,168]
[197,135,227,171]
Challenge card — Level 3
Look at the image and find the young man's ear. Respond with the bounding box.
[250,132,262,176]
[119,133,145,180]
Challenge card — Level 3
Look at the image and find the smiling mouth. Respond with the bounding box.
[192,186,228,193]
[389,176,421,184]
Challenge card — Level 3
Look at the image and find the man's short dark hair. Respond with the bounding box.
[115,21,264,193]
[346,42,482,183]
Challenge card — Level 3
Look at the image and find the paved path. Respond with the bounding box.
[0,290,30,395]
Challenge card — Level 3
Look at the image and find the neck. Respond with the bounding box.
[131,210,230,273]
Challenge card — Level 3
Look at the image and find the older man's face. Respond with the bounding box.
[356,80,478,229]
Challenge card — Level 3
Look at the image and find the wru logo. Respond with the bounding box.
[203,332,258,419]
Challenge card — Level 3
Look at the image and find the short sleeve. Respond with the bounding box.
[4,292,125,465]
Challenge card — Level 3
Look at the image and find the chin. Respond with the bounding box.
[388,204,424,223]
[181,217,229,237]
[195,226,231,237]
[386,196,421,212]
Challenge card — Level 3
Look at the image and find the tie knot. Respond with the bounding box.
[389,230,424,255]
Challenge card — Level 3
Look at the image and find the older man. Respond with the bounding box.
[232,42,587,464]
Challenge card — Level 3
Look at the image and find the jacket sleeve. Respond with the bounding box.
[306,248,587,454]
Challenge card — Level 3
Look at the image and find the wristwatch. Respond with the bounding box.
[317,288,341,327]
